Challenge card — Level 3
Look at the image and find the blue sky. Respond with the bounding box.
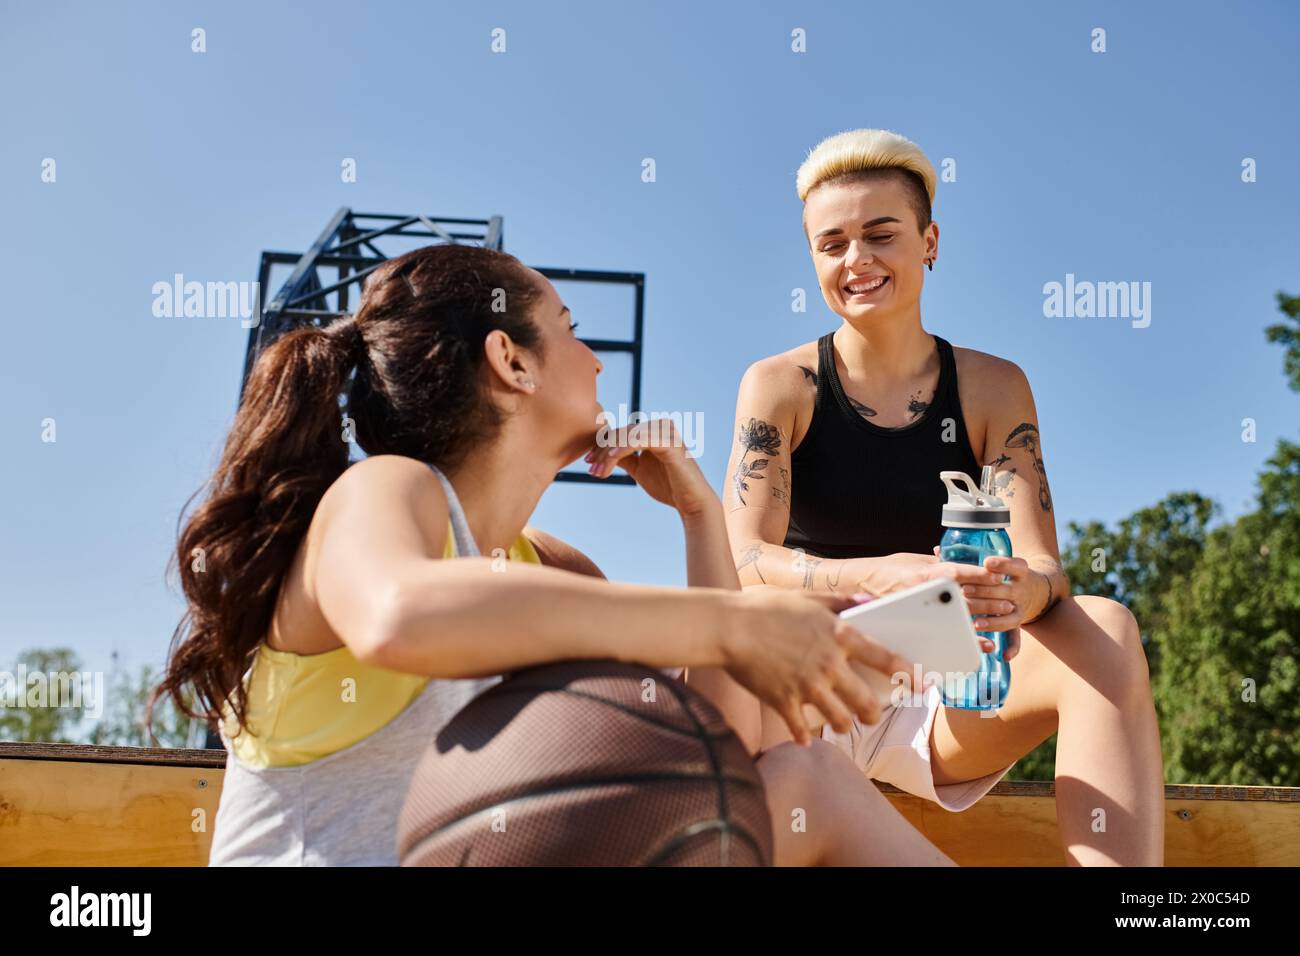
[2,0,1298,686]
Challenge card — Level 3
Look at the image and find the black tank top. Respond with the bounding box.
[782,331,981,560]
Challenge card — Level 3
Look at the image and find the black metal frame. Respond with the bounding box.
[241,208,644,485]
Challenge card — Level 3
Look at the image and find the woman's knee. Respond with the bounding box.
[757,740,887,860]
[756,739,857,806]
[757,738,843,781]
[1070,595,1151,694]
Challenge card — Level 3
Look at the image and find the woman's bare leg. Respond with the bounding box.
[756,739,955,866]
[928,595,1165,866]
[686,662,954,865]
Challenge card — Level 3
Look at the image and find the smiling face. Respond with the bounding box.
[803,172,938,325]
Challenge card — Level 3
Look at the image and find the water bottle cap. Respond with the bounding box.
[940,470,1011,528]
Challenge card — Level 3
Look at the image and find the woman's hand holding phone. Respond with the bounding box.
[718,587,916,746]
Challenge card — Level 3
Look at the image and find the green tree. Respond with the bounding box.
[0,648,88,743]
[1061,492,1218,675]
[89,658,203,748]
[1009,493,1217,780]
[1,649,202,748]
[1264,291,1300,392]
[1011,289,1298,784]
[1155,440,1300,784]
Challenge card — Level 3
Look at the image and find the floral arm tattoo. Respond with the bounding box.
[731,418,783,507]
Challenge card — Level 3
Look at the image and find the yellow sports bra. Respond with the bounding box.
[222,523,541,768]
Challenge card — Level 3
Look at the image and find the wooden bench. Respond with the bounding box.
[2,742,1297,866]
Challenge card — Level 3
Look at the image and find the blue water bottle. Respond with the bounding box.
[938,468,1013,710]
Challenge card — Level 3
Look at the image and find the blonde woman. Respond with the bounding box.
[723,129,1164,866]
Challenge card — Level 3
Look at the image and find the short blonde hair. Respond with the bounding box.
[796,128,937,232]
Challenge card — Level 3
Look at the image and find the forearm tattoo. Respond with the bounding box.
[1040,571,1060,617]
[800,554,822,590]
[825,559,843,594]
[731,418,783,507]
[1004,422,1053,513]
[1026,567,1063,624]
[735,542,768,584]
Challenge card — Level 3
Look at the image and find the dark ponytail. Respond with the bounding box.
[153,244,544,737]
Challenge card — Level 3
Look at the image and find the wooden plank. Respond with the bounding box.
[879,779,1300,803]
[0,757,223,866]
[0,749,1296,866]
[879,786,1300,866]
[3,745,1298,802]
[0,742,226,768]
[884,788,1063,866]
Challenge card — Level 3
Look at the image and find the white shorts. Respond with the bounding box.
[819,683,1014,812]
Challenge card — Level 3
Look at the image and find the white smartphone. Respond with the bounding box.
[838,578,984,710]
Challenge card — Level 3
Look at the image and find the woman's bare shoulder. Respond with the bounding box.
[738,343,816,447]
[949,345,1037,460]
[951,343,1029,408]
[326,454,443,495]
[736,341,822,445]
[315,454,451,544]
[950,344,1030,391]
[756,339,821,377]
[522,526,606,579]
[739,340,822,403]
[279,456,452,655]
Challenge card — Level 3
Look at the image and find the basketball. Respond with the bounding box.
[397,660,772,866]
